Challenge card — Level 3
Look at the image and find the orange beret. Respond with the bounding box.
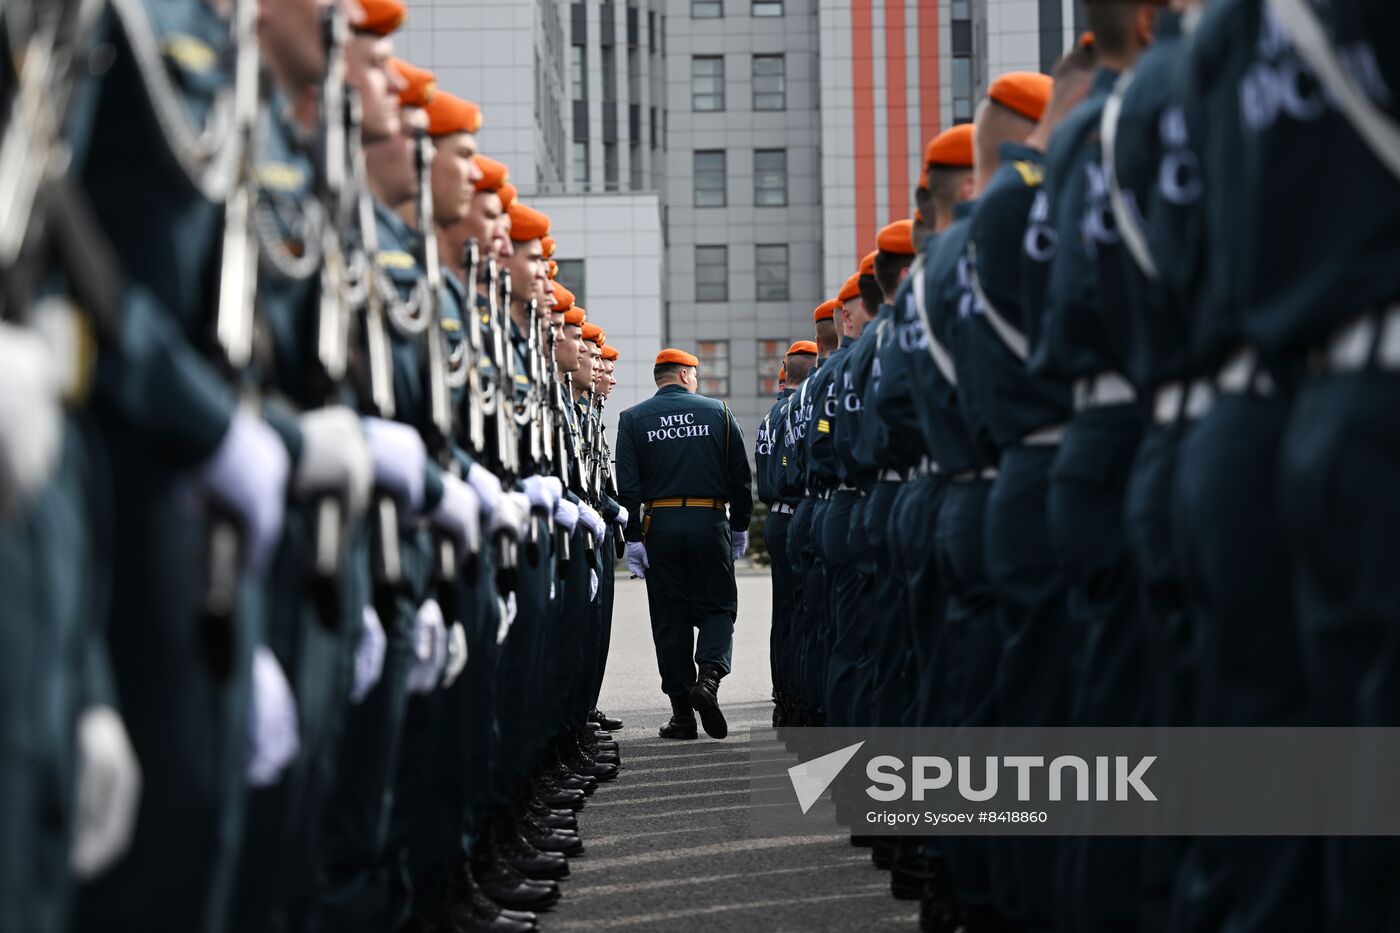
[876,219,915,256]
[497,183,516,210]
[581,323,604,343]
[355,0,407,35]
[426,91,482,136]
[838,274,862,303]
[786,340,818,356]
[601,345,619,361]
[542,236,557,258]
[563,308,586,326]
[392,60,436,108]
[594,329,607,346]
[859,250,877,277]
[915,208,924,223]
[655,348,699,367]
[778,365,786,381]
[925,123,975,169]
[508,202,549,241]
[472,155,508,192]
[989,72,1054,122]
[550,284,574,312]
[813,298,840,322]
[1078,31,1096,49]
[547,260,558,279]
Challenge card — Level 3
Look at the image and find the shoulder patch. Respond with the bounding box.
[161,34,216,74]
[1012,160,1044,188]
[441,318,462,333]
[256,162,307,192]
[376,250,416,270]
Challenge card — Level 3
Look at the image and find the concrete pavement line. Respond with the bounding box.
[582,787,751,808]
[542,890,903,931]
[560,860,876,897]
[564,833,846,870]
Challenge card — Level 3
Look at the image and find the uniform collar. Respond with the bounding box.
[656,384,690,397]
[953,199,979,221]
[1092,66,1121,95]
[838,335,855,349]
[998,140,1040,164]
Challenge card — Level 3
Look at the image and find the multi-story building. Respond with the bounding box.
[399,0,1083,442]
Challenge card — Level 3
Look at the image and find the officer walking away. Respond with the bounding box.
[615,349,753,741]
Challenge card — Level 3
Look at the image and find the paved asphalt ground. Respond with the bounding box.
[542,572,919,932]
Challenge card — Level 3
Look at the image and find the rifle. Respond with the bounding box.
[0,0,120,329]
[542,309,571,574]
[307,3,353,629]
[413,127,471,637]
[597,397,627,560]
[482,259,518,580]
[202,0,262,681]
[347,91,403,619]
[516,297,545,558]
[458,239,487,456]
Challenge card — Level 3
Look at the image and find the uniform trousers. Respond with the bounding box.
[984,444,1071,932]
[643,507,736,697]
[764,509,797,703]
[3,420,106,933]
[934,479,1002,911]
[1281,370,1400,932]
[1171,390,1320,933]
[864,481,914,727]
[230,515,363,933]
[592,524,619,712]
[789,498,830,717]
[506,515,555,786]
[822,489,871,727]
[74,432,257,933]
[561,526,598,732]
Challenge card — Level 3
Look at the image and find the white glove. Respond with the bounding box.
[0,322,64,523]
[432,473,481,558]
[590,568,599,602]
[247,645,301,788]
[70,706,142,880]
[362,416,427,514]
[466,461,503,524]
[490,490,529,540]
[293,406,373,521]
[442,622,468,688]
[496,590,517,645]
[731,530,749,562]
[625,541,649,578]
[351,605,386,704]
[613,505,629,528]
[407,599,447,694]
[200,409,291,575]
[578,503,605,547]
[553,497,579,533]
[522,474,559,513]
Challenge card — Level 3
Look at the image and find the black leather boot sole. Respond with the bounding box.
[658,719,698,740]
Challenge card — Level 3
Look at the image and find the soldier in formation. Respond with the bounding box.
[755,1,1400,930]
[0,1,632,931]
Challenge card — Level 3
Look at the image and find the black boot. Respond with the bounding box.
[526,793,578,830]
[659,694,698,740]
[872,837,897,871]
[688,664,728,739]
[445,862,540,932]
[558,733,617,782]
[492,810,570,881]
[518,811,584,856]
[890,838,933,900]
[461,857,560,914]
[590,708,624,730]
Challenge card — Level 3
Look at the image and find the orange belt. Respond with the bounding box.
[645,497,728,510]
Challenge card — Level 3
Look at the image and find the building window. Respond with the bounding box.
[758,339,786,395]
[695,245,728,302]
[691,55,725,111]
[555,259,586,308]
[752,0,783,15]
[572,140,589,186]
[629,141,643,190]
[693,150,726,206]
[752,54,785,110]
[951,0,971,17]
[697,340,730,396]
[601,45,617,101]
[571,44,587,99]
[692,0,722,17]
[628,47,641,102]
[754,149,787,206]
[603,141,619,190]
[952,56,973,121]
[755,244,789,300]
